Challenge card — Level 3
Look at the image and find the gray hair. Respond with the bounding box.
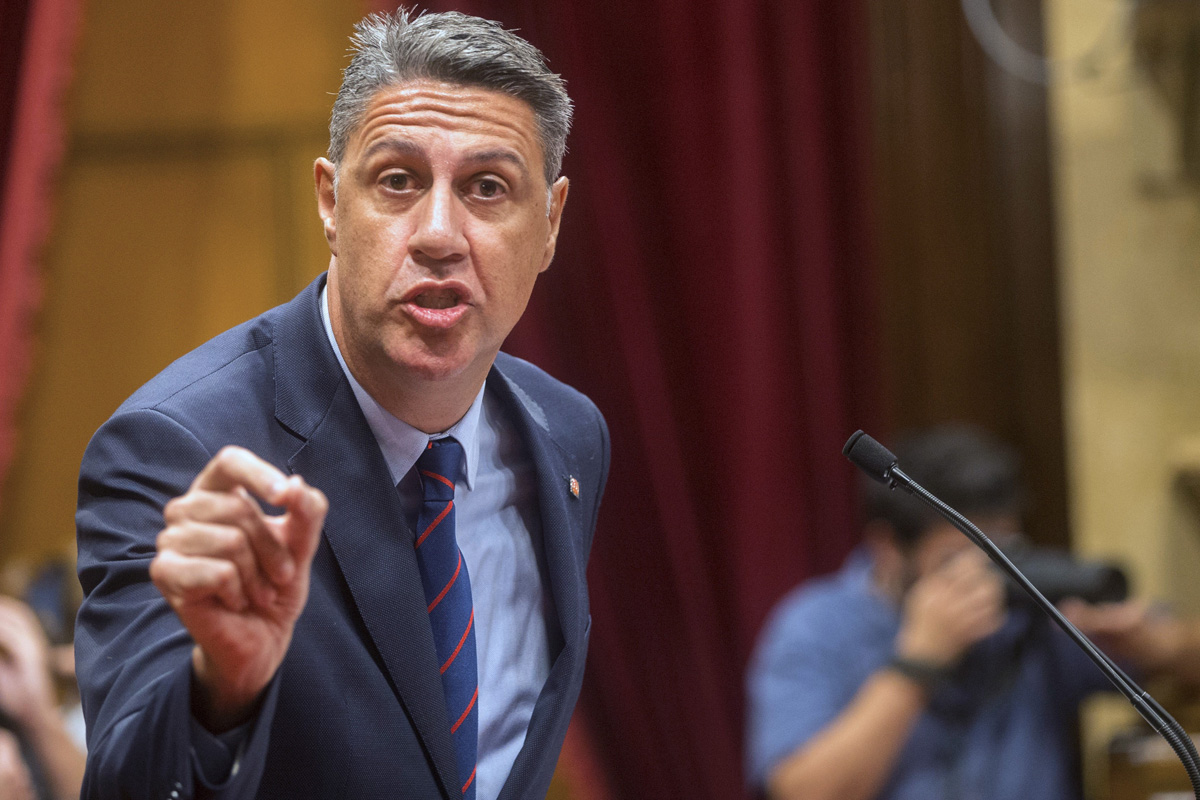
[329,9,573,186]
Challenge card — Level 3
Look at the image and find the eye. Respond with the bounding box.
[382,172,411,192]
[473,178,506,199]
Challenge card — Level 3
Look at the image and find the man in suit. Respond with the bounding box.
[74,9,609,800]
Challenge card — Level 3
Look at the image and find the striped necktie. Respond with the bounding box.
[413,437,478,799]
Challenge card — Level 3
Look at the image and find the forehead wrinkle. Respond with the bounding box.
[350,83,542,161]
[374,79,526,117]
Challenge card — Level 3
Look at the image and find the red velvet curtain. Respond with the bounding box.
[0,0,82,504]
[380,2,881,797]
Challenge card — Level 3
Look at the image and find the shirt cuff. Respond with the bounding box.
[189,716,252,788]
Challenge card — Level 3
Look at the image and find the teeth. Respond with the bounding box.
[414,291,458,309]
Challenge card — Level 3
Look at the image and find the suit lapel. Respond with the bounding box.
[272,278,459,798]
[488,365,590,797]
[491,363,588,648]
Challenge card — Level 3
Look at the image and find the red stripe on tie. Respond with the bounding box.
[420,469,455,491]
[461,764,477,793]
[440,609,474,674]
[451,687,479,735]
[427,552,462,613]
[415,500,453,547]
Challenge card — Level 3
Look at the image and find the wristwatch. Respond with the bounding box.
[885,656,952,691]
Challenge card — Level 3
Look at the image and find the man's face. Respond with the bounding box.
[904,514,1022,585]
[316,80,568,405]
[906,522,976,580]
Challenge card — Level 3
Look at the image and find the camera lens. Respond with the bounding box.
[1002,546,1129,606]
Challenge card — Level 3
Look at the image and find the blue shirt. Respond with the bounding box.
[320,287,555,800]
[745,549,1112,800]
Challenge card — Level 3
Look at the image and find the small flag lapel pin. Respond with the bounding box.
[569,476,580,498]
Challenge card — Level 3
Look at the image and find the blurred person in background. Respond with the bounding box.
[0,566,85,800]
[746,424,1197,800]
[17,561,85,756]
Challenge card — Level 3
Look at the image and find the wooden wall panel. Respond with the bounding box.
[867,0,1071,548]
[0,0,363,565]
[1,156,279,559]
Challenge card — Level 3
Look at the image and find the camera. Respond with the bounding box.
[1000,540,1129,606]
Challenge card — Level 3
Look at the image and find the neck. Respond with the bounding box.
[337,347,487,433]
[372,370,484,434]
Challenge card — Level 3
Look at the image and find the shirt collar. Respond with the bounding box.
[320,283,483,490]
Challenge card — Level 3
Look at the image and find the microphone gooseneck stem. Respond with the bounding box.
[888,465,1200,798]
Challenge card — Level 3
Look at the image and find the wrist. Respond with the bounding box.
[894,628,957,670]
[191,648,265,732]
[884,655,953,693]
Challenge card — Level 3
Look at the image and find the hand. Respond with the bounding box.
[0,729,35,800]
[1061,598,1181,674]
[0,599,84,800]
[150,446,327,731]
[895,549,1006,668]
[0,597,57,732]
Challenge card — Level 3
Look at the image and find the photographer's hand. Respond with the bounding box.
[1062,598,1200,684]
[895,549,1007,668]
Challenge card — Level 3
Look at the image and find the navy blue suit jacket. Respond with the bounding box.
[75,275,609,799]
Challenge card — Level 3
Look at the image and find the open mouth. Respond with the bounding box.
[401,283,471,329]
[412,289,461,309]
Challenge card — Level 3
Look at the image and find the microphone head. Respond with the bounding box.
[843,430,899,484]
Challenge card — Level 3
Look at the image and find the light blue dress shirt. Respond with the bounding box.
[321,287,555,800]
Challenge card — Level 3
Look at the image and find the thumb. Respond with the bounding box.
[273,476,328,567]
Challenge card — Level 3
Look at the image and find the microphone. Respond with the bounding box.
[843,430,1200,798]
[842,430,900,486]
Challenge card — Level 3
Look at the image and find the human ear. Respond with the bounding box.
[539,176,570,273]
[314,158,338,253]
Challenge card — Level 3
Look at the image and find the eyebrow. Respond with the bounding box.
[361,138,424,162]
[360,139,531,181]
[462,149,530,180]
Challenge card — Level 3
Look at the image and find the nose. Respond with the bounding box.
[408,181,467,268]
